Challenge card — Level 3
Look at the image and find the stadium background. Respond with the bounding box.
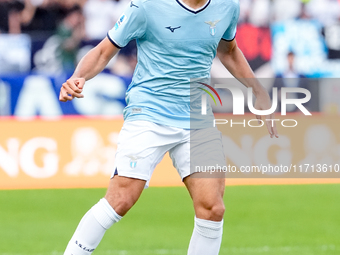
[0,0,340,254]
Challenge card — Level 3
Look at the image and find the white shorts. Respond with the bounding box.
[112,120,226,187]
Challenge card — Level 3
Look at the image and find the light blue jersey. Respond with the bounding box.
[108,0,240,129]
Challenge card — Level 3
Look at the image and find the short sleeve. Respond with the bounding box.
[221,2,240,41]
[107,0,147,48]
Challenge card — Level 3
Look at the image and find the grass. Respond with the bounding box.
[0,184,339,255]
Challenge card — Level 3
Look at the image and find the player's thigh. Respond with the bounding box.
[113,120,182,188]
[170,126,226,208]
[105,176,146,216]
[170,127,226,181]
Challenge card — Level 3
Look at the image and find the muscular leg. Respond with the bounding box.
[185,175,226,255]
[105,176,146,216]
[64,176,146,255]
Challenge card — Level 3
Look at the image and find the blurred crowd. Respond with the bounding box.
[1,0,339,33]
[0,0,134,75]
[239,0,340,27]
[0,0,340,76]
[1,0,339,34]
[0,0,129,36]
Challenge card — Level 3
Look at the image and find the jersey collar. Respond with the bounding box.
[175,0,211,14]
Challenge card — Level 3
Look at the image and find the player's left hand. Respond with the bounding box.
[254,94,279,138]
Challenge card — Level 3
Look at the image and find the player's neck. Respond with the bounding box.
[180,0,209,10]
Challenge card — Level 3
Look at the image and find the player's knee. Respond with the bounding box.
[105,193,135,216]
[115,198,135,216]
[210,203,225,220]
[197,200,225,221]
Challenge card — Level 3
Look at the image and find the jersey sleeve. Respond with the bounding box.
[107,0,147,48]
[221,2,240,41]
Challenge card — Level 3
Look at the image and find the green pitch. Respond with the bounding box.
[0,184,339,255]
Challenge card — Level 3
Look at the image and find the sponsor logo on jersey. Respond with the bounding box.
[114,14,126,31]
[165,26,181,33]
[205,20,220,36]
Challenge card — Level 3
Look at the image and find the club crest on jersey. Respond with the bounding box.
[114,14,126,30]
[205,20,221,36]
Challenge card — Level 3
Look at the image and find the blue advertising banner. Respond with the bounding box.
[0,72,131,117]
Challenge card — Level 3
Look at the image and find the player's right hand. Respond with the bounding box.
[59,77,85,102]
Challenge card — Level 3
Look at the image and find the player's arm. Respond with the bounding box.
[59,37,120,102]
[217,39,278,138]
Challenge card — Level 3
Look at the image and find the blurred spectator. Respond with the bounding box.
[323,20,340,59]
[306,0,340,27]
[82,0,136,75]
[21,0,69,35]
[272,0,302,22]
[277,51,305,79]
[311,0,340,59]
[248,0,270,27]
[32,4,84,74]
[273,51,310,112]
[0,0,25,34]
[54,0,87,9]
[55,5,85,71]
[83,0,122,40]
[238,0,251,23]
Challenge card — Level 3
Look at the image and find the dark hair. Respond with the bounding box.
[65,5,82,16]
[287,51,295,57]
[8,0,25,12]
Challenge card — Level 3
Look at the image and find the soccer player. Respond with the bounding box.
[59,0,278,254]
